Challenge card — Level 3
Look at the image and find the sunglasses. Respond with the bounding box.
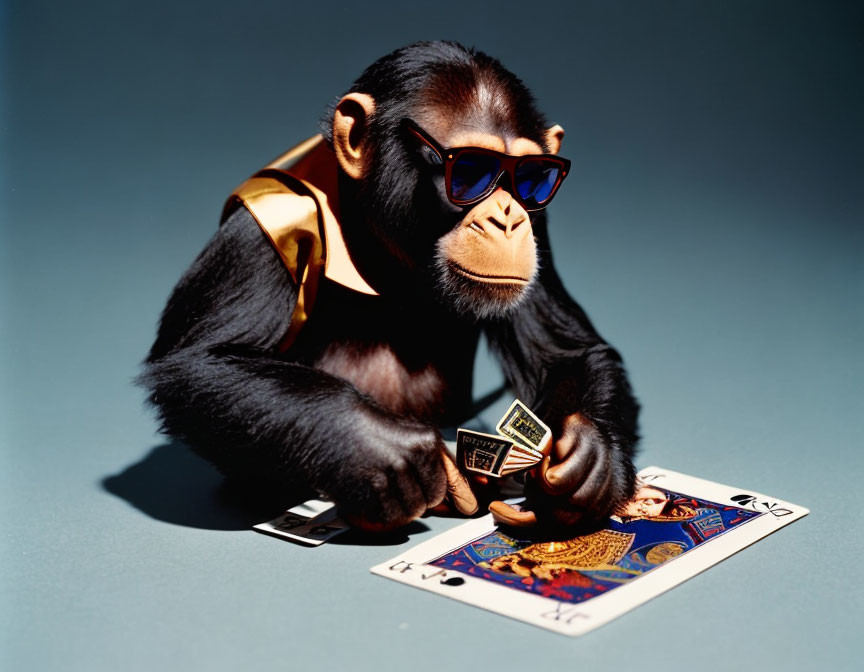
[403,119,570,211]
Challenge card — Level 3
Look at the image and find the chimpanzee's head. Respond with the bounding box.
[320,41,567,319]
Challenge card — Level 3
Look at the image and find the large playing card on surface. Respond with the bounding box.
[371,467,808,636]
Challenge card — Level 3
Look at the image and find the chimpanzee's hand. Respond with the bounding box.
[489,413,635,530]
[322,403,475,531]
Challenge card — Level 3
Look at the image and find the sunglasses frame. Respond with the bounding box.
[402,118,570,212]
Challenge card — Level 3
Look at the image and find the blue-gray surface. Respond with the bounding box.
[2,1,861,670]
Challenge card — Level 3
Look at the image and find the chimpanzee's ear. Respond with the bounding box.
[545,124,565,154]
[332,93,376,180]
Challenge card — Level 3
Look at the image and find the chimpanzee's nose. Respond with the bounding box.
[477,188,528,238]
[451,186,537,283]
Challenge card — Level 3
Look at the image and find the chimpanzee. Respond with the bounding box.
[139,41,639,532]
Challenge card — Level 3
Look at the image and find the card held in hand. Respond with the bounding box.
[370,467,809,635]
[456,399,551,478]
[456,430,518,477]
[495,399,552,455]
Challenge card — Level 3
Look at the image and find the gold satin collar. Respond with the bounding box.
[259,135,377,296]
[226,135,377,349]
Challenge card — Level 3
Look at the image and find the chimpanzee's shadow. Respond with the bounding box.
[101,442,290,531]
[101,442,431,543]
[104,388,503,533]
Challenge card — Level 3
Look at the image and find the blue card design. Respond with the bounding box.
[371,467,808,635]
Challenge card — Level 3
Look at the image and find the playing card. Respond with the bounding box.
[508,443,544,460]
[456,426,545,478]
[371,467,808,635]
[502,452,540,467]
[456,400,551,479]
[495,399,552,454]
[253,498,349,546]
[456,429,516,477]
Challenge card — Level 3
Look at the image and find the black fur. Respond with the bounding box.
[140,209,451,525]
[140,41,639,530]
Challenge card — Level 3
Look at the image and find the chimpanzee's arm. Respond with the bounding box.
[484,218,640,524]
[138,208,447,529]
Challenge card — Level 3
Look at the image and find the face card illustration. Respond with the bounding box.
[371,467,808,635]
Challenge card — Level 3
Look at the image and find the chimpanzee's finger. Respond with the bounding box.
[539,442,597,496]
[442,449,479,515]
[568,449,612,510]
[489,500,538,527]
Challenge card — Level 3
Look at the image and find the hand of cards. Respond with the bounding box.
[456,400,552,478]
[254,400,548,545]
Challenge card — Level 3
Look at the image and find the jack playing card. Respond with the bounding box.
[371,467,808,635]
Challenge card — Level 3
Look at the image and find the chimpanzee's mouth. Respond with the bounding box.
[448,261,531,285]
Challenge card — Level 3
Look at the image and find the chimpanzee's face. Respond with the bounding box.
[409,115,549,319]
[331,92,564,320]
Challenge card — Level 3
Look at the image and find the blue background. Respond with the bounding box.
[1,1,861,670]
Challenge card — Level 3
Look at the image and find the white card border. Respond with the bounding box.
[370,466,809,636]
[253,500,348,546]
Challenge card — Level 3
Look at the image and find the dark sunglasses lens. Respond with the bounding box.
[515,159,561,206]
[451,153,502,202]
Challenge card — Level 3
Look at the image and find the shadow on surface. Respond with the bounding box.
[102,442,290,531]
[330,520,430,546]
[102,443,432,543]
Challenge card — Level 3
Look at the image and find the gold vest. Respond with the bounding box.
[222,136,377,349]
